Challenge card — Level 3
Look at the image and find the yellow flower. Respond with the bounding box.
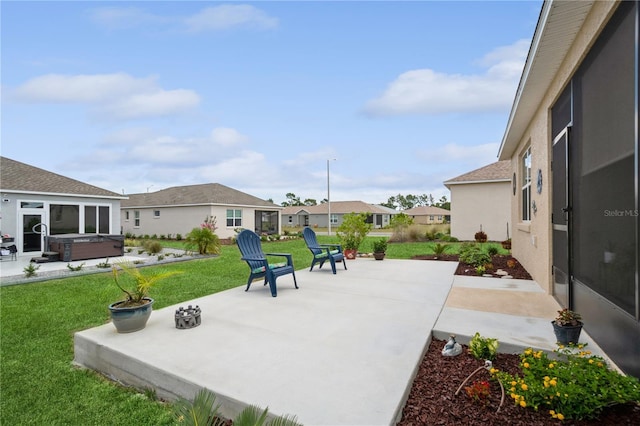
[544,382,550,388]
[511,393,517,399]
[549,410,556,416]
[511,381,517,386]
[519,400,527,408]
[577,343,584,349]
[521,383,528,391]
[510,387,516,392]
[544,376,550,381]
[524,348,532,355]
[597,362,604,367]
[523,362,530,368]
[557,413,565,420]
[548,363,555,368]
[550,379,557,386]
[490,368,498,374]
[589,359,594,364]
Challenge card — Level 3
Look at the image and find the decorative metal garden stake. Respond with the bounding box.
[455,360,505,413]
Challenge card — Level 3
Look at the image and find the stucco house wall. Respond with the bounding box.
[449,181,511,242]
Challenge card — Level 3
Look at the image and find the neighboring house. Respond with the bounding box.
[444,161,511,241]
[121,183,282,239]
[282,201,397,230]
[498,1,639,376]
[402,205,451,225]
[0,156,125,256]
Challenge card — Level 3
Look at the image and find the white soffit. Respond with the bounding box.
[498,0,595,160]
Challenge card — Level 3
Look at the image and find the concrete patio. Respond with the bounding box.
[70,258,611,425]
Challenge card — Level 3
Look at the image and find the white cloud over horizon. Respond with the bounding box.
[11,73,200,120]
[363,39,529,116]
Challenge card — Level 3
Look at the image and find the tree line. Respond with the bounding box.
[269,193,450,210]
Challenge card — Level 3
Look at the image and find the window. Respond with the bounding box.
[521,147,532,221]
[288,215,293,224]
[50,204,79,234]
[438,215,443,221]
[125,211,130,221]
[134,211,140,227]
[153,210,160,218]
[330,214,338,225]
[226,209,242,227]
[429,215,434,221]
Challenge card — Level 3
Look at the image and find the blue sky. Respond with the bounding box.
[2,1,541,205]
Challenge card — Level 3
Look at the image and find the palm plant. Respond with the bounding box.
[111,262,182,307]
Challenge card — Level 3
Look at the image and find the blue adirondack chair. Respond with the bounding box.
[302,227,347,274]
[237,229,298,297]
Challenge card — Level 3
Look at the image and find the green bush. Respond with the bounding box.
[459,243,491,267]
[336,212,372,250]
[143,240,163,254]
[487,245,499,256]
[468,332,499,361]
[185,227,221,255]
[432,243,449,256]
[495,345,640,421]
[175,233,183,241]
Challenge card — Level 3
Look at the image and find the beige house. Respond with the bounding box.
[121,183,282,239]
[444,161,511,241]
[282,201,397,230]
[498,1,638,376]
[402,205,451,225]
[0,156,125,256]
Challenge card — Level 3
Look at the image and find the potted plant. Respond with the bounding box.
[336,212,372,259]
[501,238,512,250]
[551,308,583,345]
[108,262,182,333]
[474,229,488,243]
[372,238,388,260]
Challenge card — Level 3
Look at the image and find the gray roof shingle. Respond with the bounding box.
[282,201,395,215]
[122,183,279,208]
[0,156,123,198]
[444,160,512,186]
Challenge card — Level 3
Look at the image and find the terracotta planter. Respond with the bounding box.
[344,249,358,259]
[551,320,583,345]
[109,298,154,333]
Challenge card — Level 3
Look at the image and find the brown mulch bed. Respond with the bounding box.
[412,253,533,280]
[398,338,640,426]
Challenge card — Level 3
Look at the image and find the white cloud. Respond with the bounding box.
[185,5,278,32]
[12,73,200,120]
[88,7,167,30]
[12,73,156,103]
[364,39,529,116]
[104,89,200,119]
[210,127,249,146]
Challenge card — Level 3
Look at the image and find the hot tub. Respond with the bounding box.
[47,234,125,262]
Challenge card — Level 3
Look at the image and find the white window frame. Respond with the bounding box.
[522,146,532,221]
[226,209,242,227]
[153,210,160,218]
[134,210,140,228]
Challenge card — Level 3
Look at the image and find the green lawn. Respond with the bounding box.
[0,237,495,425]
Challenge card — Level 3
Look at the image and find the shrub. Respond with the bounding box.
[424,230,437,241]
[468,332,499,361]
[372,238,388,253]
[408,226,423,242]
[124,238,140,247]
[143,240,163,254]
[23,263,40,278]
[487,245,499,256]
[474,230,488,243]
[337,212,372,250]
[432,243,449,256]
[495,345,640,421]
[185,227,221,255]
[389,212,414,242]
[159,234,166,240]
[175,233,183,241]
[459,243,491,267]
[66,262,85,272]
[151,234,158,240]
